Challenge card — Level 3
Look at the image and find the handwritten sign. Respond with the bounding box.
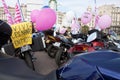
[11,22,32,48]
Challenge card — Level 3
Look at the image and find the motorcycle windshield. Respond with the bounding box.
[87,32,97,42]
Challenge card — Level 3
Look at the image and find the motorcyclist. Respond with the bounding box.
[0,20,12,48]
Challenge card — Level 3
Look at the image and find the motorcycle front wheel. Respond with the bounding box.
[24,51,35,70]
[47,45,59,58]
[55,47,70,67]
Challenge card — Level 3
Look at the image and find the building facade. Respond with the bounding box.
[0,3,65,27]
[49,0,66,26]
[1,2,119,34]
[86,4,120,34]
[26,0,43,21]
[56,11,66,25]
[0,6,15,22]
[0,4,27,22]
[86,6,95,30]
[98,4,120,35]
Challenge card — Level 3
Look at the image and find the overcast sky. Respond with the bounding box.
[0,0,120,17]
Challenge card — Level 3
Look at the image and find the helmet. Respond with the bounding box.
[0,20,12,48]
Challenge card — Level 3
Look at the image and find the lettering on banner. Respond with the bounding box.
[11,22,32,48]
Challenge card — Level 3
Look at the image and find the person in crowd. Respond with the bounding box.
[0,20,12,48]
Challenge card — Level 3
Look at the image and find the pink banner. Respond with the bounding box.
[14,2,22,23]
[1,0,14,25]
[71,18,80,34]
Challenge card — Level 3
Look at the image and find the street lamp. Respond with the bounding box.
[49,0,57,11]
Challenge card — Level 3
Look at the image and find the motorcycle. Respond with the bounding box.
[1,32,45,70]
[43,29,60,58]
[106,30,120,51]
[1,40,35,70]
[55,31,105,67]
[55,33,87,67]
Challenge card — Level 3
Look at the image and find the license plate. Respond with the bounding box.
[53,42,60,47]
[21,45,31,52]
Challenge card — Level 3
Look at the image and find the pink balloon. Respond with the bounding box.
[30,9,40,23]
[81,12,92,24]
[59,27,67,34]
[98,15,112,30]
[35,8,56,31]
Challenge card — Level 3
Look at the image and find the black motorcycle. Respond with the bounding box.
[43,29,60,58]
[1,32,45,70]
[1,41,35,70]
[55,34,81,67]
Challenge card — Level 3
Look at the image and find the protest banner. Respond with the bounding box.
[11,22,32,48]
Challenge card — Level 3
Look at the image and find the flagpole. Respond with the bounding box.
[17,0,24,21]
[94,0,100,30]
[94,0,97,27]
[94,0,97,14]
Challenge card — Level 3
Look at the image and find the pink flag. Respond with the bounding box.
[71,18,80,34]
[14,2,22,23]
[1,0,14,25]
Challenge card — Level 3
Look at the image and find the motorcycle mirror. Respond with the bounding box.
[110,30,118,40]
[87,32,97,42]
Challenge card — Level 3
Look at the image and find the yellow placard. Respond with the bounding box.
[11,22,32,48]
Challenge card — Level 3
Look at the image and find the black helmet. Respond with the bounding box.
[0,20,12,48]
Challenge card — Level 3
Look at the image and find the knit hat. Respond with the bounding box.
[0,20,12,48]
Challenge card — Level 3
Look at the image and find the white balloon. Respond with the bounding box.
[62,18,71,27]
[65,11,76,23]
[54,24,61,32]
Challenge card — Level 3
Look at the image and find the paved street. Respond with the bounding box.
[33,51,58,75]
